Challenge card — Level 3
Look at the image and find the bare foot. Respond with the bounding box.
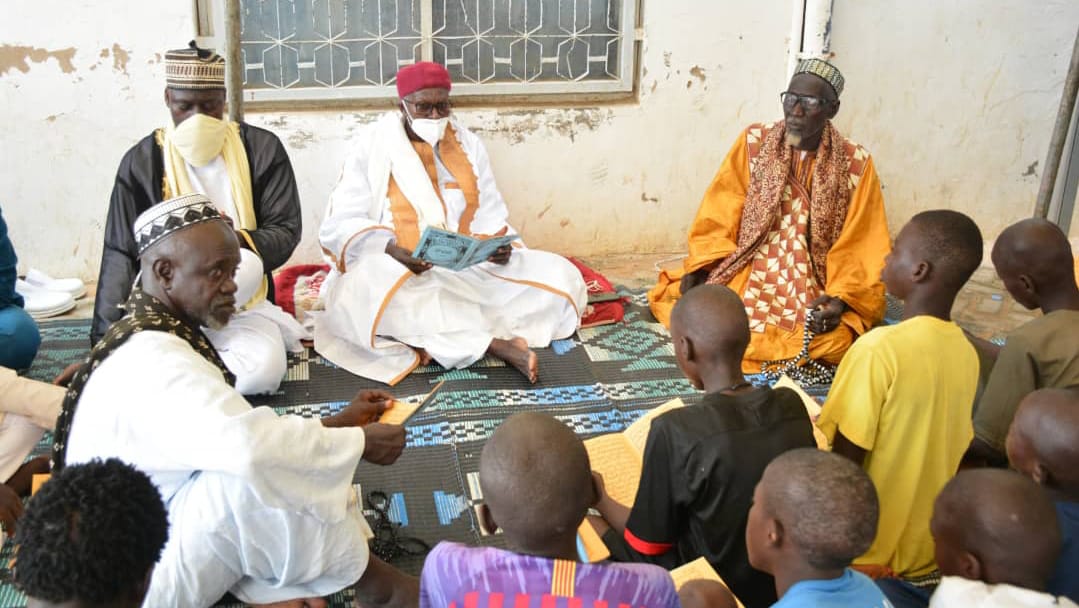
[252,598,327,608]
[414,347,433,366]
[488,337,538,383]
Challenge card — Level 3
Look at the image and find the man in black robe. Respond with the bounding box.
[91,42,304,395]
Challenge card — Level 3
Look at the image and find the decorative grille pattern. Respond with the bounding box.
[234,0,636,101]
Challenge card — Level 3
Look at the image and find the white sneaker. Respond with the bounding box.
[15,279,76,319]
[24,268,86,300]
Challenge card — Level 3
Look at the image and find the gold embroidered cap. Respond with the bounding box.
[795,58,844,98]
[133,194,224,256]
[165,40,226,90]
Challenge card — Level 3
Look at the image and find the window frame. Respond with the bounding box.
[194,0,642,109]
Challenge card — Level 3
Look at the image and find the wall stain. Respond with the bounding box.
[663,51,672,68]
[1022,160,1038,177]
[641,193,659,204]
[0,45,77,76]
[537,203,553,219]
[689,65,707,83]
[559,218,571,228]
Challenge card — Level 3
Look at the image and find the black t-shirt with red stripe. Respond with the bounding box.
[608,386,816,608]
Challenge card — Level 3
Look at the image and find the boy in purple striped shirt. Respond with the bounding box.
[419,413,686,608]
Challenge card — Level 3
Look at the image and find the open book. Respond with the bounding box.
[669,557,746,608]
[413,227,519,271]
[577,398,686,563]
[772,375,829,450]
[584,397,685,506]
[379,380,446,426]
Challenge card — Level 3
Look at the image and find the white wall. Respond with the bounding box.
[2,1,1077,280]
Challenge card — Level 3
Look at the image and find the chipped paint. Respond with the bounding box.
[0,45,77,76]
[286,129,316,149]
[689,65,706,82]
[111,43,130,75]
[469,108,613,144]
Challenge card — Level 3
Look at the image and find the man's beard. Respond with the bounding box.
[204,296,235,331]
[785,131,803,148]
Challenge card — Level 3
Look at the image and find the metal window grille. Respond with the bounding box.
[200,0,638,102]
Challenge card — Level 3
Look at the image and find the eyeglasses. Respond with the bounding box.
[403,99,452,116]
[780,92,831,112]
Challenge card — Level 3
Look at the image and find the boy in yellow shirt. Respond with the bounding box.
[818,210,982,607]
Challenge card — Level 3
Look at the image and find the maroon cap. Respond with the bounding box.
[396,62,452,99]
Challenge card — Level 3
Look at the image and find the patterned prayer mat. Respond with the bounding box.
[0,293,902,606]
[0,295,699,606]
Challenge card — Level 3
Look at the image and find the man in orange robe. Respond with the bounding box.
[649,59,890,373]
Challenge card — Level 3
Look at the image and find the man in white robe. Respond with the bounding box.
[316,62,587,385]
[58,194,416,608]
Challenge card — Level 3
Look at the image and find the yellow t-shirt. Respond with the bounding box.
[818,315,978,578]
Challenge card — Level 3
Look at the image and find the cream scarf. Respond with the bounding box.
[158,122,267,306]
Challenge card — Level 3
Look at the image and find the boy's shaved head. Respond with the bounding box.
[992,218,1074,283]
[670,284,750,365]
[931,469,1061,590]
[1007,388,1079,493]
[988,219,1074,311]
[758,448,879,569]
[480,413,593,550]
[908,210,983,290]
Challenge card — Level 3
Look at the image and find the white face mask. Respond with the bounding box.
[171,113,228,167]
[403,104,449,146]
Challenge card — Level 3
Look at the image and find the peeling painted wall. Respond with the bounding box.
[1,1,1077,280]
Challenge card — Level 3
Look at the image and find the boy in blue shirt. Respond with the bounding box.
[746,448,894,607]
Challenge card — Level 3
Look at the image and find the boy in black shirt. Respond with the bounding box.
[593,284,816,608]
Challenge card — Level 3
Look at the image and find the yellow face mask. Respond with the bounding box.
[170,113,228,167]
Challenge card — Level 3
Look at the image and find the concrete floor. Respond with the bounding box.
[50,254,1036,342]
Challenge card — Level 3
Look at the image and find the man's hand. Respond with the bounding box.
[590,471,631,533]
[385,242,433,275]
[362,423,406,465]
[487,245,512,265]
[322,390,394,428]
[0,484,24,537]
[808,294,848,334]
[679,268,709,295]
[53,362,82,387]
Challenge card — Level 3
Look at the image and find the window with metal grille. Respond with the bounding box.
[196,0,639,104]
